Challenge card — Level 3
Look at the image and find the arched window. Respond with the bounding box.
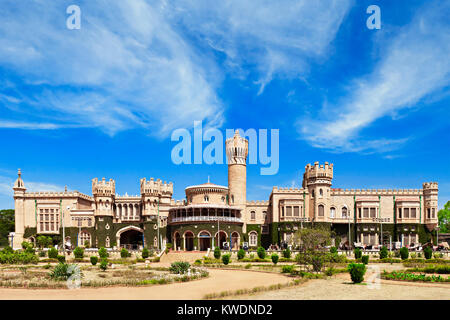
[105,236,110,248]
[249,231,258,247]
[204,195,209,202]
[319,189,323,197]
[250,211,256,220]
[318,204,324,217]
[342,207,348,218]
[231,195,234,203]
[311,190,315,198]
[330,207,335,218]
[154,237,158,247]
[79,231,91,247]
[221,196,225,202]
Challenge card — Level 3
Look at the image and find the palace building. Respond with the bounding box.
[12,130,439,251]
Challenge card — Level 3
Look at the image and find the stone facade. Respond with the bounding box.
[12,131,439,250]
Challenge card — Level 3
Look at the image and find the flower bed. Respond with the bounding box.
[382,271,450,283]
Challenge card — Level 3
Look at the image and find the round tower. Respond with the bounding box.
[303,162,334,219]
[226,130,248,209]
[422,182,438,223]
[92,178,115,217]
[13,169,26,249]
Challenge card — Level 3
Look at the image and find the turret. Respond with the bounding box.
[303,162,334,220]
[226,130,248,209]
[423,182,438,222]
[13,169,26,249]
[92,178,115,216]
[140,178,173,216]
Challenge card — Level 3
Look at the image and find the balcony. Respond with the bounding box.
[280,217,310,222]
[170,216,242,223]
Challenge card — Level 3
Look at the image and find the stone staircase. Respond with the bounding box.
[159,251,208,265]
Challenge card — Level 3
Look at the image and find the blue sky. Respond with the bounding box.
[0,0,449,209]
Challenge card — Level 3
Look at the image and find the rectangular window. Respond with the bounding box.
[45,222,49,231]
[427,208,430,219]
[286,207,292,217]
[358,208,362,219]
[294,206,299,217]
[370,208,376,218]
[398,208,402,219]
[40,222,43,232]
[404,208,409,218]
[281,207,284,217]
[363,233,369,245]
[432,208,435,218]
[411,208,416,218]
[88,219,92,227]
[363,208,369,218]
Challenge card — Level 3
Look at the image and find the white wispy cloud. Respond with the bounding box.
[298,3,450,153]
[0,0,224,137]
[0,175,63,197]
[169,0,352,94]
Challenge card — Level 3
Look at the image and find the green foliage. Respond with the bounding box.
[311,255,324,272]
[194,259,202,265]
[222,254,231,265]
[424,247,433,260]
[282,248,291,259]
[98,247,109,259]
[214,247,221,259]
[48,247,58,259]
[49,263,81,281]
[57,255,66,263]
[39,251,46,257]
[0,250,38,264]
[120,248,130,258]
[142,247,149,259]
[90,256,98,265]
[354,248,362,259]
[379,246,388,259]
[2,246,13,254]
[400,247,409,260]
[281,265,294,273]
[383,271,450,283]
[271,254,279,265]
[347,263,366,283]
[37,235,52,249]
[362,255,369,265]
[438,201,450,233]
[294,227,331,250]
[237,249,245,260]
[257,246,266,259]
[99,258,108,271]
[0,210,14,247]
[330,246,337,254]
[170,261,191,274]
[84,240,90,248]
[73,247,84,259]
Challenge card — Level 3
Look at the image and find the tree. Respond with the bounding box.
[0,210,15,247]
[293,227,331,272]
[438,201,450,233]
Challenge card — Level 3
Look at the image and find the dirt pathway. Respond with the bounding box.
[238,273,450,300]
[0,269,290,300]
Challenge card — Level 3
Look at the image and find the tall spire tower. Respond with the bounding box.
[226,130,249,209]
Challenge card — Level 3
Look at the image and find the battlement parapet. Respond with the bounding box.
[25,191,93,201]
[272,187,304,193]
[246,200,270,205]
[331,188,423,196]
[423,182,438,190]
[140,178,173,195]
[92,178,115,196]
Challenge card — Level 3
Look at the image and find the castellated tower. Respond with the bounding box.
[13,169,26,248]
[303,162,334,219]
[423,182,438,223]
[140,178,174,216]
[226,130,249,209]
[92,178,115,216]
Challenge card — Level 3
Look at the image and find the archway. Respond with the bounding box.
[184,231,194,251]
[198,231,211,251]
[116,226,144,250]
[231,232,240,250]
[215,231,228,249]
[174,232,182,251]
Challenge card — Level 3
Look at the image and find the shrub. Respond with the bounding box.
[2,246,13,254]
[281,265,294,273]
[57,255,66,263]
[271,254,279,265]
[325,267,335,276]
[0,251,39,264]
[379,246,388,259]
[214,247,221,259]
[330,246,337,254]
[90,256,98,265]
[39,251,46,257]
[400,247,409,260]
[354,248,362,259]
[170,261,191,274]
[283,248,291,259]
[194,259,202,265]
[222,254,231,265]
[99,258,108,271]
[98,247,109,259]
[49,263,81,281]
[73,247,84,259]
[311,255,324,272]
[48,247,58,259]
[348,263,366,283]
[120,248,130,258]
[142,248,149,259]
[245,264,251,269]
[362,255,369,265]
[257,247,266,259]
[237,249,245,260]
[84,240,90,248]
[424,247,433,260]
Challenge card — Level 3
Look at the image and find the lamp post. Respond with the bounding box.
[436,226,440,246]
[63,205,69,256]
[348,210,351,251]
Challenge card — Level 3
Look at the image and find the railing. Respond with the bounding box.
[280,217,310,222]
[170,216,242,223]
